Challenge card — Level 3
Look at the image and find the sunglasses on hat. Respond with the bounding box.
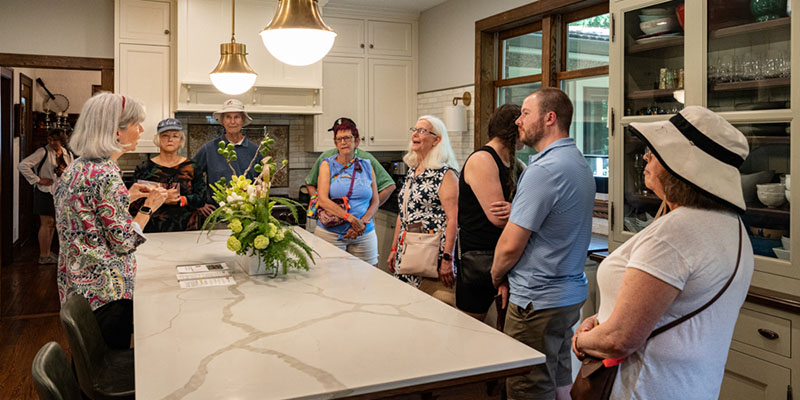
[328,117,356,132]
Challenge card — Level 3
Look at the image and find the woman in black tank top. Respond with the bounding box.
[456,104,524,321]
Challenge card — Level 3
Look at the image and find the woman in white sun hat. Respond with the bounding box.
[570,106,754,399]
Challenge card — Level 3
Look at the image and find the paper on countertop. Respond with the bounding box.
[176,262,229,274]
[178,276,236,289]
[176,269,231,281]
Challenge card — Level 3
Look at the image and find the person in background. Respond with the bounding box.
[131,118,207,232]
[571,106,753,399]
[194,99,259,218]
[387,116,459,306]
[456,104,524,322]
[490,88,595,400]
[54,92,167,349]
[305,117,396,206]
[18,129,75,264]
[314,119,380,264]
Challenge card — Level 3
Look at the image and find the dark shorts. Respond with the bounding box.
[455,250,496,314]
[33,188,55,216]
[504,301,583,400]
[93,299,134,350]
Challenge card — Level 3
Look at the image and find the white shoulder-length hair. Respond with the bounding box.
[403,115,460,171]
[70,92,146,159]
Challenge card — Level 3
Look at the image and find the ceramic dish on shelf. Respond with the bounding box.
[757,183,785,193]
[782,236,791,251]
[786,189,791,203]
[641,7,673,16]
[757,190,786,208]
[640,17,680,35]
[773,247,790,260]
[633,32,682,45]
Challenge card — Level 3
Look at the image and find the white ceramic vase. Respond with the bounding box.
[236,253,278,277]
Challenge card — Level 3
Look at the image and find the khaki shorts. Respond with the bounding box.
[504,301,583,400]
[418,277,456,307]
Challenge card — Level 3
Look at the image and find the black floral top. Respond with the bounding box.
[132,159,207,232]
[393,166,455,287]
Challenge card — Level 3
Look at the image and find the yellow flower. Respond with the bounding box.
[275,230,285,242]
[254,235,270,249]
[229,219,243,233]
[226,236,242,252]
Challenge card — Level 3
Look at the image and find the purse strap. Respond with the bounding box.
[344,158,360,199]
[648,218,743,339]
[401,173,412,225]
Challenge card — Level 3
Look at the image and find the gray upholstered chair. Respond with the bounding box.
[31,341,82,400]
[59,294,134,400]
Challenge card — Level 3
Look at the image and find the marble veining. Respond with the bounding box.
[134,228,544,399]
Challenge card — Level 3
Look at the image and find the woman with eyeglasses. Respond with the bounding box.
[131,118,207,232]
[315,118,380,264]
[387,116,460,306]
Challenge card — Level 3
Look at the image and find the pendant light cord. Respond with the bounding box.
[231,0,236,43]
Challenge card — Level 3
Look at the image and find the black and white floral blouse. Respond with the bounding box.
[393,166,455,287]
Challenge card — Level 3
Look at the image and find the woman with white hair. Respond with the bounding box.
[387,115,459,306]
[54,92,167,349]
[132,118,207,232]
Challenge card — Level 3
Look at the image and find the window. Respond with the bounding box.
[486,3,609,174]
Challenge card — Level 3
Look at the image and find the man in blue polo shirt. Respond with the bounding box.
[491,88,595,400]
[194,99,260,217]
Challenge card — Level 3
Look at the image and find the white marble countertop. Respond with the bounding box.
[133,227,544,399]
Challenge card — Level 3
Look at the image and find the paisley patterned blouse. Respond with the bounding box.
[393,166,455,287]
[54,158,146,311]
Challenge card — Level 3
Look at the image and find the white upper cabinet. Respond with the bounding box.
[312,57,365,151]
[177,0,321,89]
[118,44,170,153]
[368,20,412,57]
[368,58,413,149]
[119,0,171,45]
[326,17,366,56]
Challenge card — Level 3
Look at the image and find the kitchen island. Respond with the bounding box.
[133,227,544,399]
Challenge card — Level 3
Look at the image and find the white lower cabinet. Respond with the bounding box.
[373,209,397,273]
[118,43,170,153]
[721,301,797,399]
[721,350,790,400]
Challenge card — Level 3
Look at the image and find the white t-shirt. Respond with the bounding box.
[596,207,753,399]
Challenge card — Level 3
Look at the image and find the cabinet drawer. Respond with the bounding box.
[732,307,791,358]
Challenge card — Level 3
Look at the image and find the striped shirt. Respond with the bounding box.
[507,138,595,310]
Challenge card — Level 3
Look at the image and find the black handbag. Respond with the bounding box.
[571,220,743,400]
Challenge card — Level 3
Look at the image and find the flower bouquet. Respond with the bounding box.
[201,134,315,276]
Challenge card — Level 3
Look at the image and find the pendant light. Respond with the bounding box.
[210,0,258,95]
[259,0,337,66]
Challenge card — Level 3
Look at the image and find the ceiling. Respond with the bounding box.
[325,0,448,13]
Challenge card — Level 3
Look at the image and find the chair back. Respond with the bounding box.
[31,342,83,400]
[59,294,108,396]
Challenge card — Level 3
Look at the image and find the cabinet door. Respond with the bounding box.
[119,44,170,153]
[367,21,412,57]
[326,17,366,56]
[719,350,791,400]
[368,59,414,150]
[119,0,171,45]
[315,57,365,151]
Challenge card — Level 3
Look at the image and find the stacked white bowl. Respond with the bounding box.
[638,9,678,36]
[774,236,791,260]
[785,174,791,204]
[756,183,786,208]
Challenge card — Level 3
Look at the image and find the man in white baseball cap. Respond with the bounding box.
[193,99,259,217]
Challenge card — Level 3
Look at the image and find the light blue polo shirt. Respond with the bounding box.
[507,137,595,310]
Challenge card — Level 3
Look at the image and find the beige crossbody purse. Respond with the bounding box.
[395,179,441,278]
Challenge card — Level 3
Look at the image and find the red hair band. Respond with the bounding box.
[122,96,126,110]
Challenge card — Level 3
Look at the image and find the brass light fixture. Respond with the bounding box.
[259,0,337,66]
[210,0,258,95]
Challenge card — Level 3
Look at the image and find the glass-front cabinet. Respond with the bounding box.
[610,0,798,291]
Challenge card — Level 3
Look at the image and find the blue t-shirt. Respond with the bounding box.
[508,137,595,310]
[193,136,260,204]
[317,156,375,237]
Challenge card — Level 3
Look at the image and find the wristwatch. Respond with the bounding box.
[441,253,452,262]
[139,206,153,216]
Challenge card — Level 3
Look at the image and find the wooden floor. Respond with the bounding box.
[0,241,69,400]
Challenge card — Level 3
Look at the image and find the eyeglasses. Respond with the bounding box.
[160,133,181,140]
[334,135,355,143]
[409,127,437,136]
[643,146,652,159]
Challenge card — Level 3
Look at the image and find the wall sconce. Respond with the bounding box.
[260,0,337,66]
[444,92,471,133]
[209,0,258,95]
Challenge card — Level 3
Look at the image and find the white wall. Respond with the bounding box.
[0,0,114,58]
[418,0,534,92]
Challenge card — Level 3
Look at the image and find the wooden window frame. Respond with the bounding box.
[475,0,607,149]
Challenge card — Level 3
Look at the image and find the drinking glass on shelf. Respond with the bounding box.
[778,51,791,78]
[718,55,734,82]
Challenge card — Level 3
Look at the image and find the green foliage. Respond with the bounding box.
[201,131,316,275]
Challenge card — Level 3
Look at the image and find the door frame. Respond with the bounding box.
[1,67,14,271]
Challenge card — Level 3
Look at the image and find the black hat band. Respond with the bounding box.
[669,113,745,169]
